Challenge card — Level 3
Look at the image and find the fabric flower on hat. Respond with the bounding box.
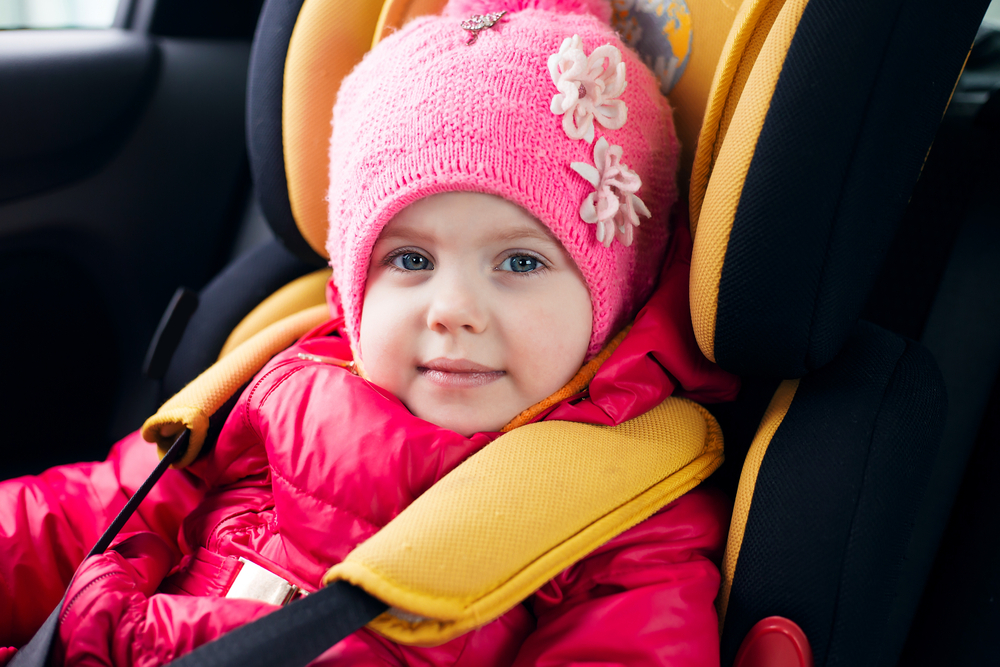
[571,137,651,247]
[548,35,627,143]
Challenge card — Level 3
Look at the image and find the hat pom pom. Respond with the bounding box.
[443,0,612,24]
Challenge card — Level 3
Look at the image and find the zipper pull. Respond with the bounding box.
[297,352,355,371]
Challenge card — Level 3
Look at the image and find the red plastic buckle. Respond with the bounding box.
[733,616,814,667]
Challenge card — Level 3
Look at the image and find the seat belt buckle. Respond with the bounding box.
[225,557,304,606]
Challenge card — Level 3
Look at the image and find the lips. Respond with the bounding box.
[418,358,505,388]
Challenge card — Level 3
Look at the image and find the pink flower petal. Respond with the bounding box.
[616,215,635,246]
[595,99,627,130]
[630,193,651,218]
[549,37,629,143]
[571,161,601,187]
[595,187,619,221]
[593,137,610,171]
[580,193,599,223]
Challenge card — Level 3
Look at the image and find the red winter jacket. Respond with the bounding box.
[0,227,739,666]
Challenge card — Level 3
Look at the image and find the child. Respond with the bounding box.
[0,0,740,664]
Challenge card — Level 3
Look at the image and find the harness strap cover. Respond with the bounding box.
[322,397,724,646]
[141,304,330,468]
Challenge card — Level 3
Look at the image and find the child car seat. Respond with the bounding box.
[127,0,990,665]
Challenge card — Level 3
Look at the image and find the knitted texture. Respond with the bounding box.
[327,0,679,356]
[443,0,612,23]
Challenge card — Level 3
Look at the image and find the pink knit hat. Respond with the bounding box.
[327,0,679,357]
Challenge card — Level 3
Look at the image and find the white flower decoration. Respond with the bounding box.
[548,35,628,144]
[571,137,651,247]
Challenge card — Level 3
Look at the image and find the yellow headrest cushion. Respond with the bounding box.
[282,0,386,260]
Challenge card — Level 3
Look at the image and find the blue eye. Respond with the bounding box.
[501,255,539,273]
[393,252,432,271]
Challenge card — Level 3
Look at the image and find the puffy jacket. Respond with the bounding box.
[1,227,739,666]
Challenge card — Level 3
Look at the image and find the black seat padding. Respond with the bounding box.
[246,0,320,266]
[710,0,992,378]
[159,238,321,404]
[720,321,946,666]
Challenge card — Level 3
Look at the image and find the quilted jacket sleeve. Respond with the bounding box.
[53,532,276,667]
[512,486,730,667]
[0,430,206,647]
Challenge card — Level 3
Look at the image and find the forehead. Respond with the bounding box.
[377,192,559,247]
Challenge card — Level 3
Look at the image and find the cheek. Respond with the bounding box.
[358,286,412,384]
[506,277,593,384]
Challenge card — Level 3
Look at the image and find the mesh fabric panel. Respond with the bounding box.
[719,321,946,667]
[161,239,317,401]
[712,0,990,377]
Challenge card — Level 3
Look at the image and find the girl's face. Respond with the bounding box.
[360,192,593,436]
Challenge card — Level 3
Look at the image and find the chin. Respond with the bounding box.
[444,418,504,437]
[417,406,507,437]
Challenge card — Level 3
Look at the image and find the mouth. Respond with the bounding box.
[418,358,506,388]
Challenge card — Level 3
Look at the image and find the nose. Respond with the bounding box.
[425,270,488,334]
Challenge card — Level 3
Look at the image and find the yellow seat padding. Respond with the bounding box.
[142,304,330,468]
[373,0,447,48]
[689,0,809,362]
[322,397,724,646]
[717,378,798,626]
[657,0,741,198]
[218,269,331,359]
[284,0,385,259]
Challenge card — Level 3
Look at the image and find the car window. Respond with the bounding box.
[988,0,1000,26]
[0,0,119,29]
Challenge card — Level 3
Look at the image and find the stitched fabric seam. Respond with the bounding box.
[269,465,382,532]
[258,364,310,411]
[243,358,302,440]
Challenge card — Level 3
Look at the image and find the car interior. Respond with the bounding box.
[1,0,999,665]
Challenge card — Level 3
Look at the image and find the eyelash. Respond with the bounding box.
[381,248,550,275]
[383,248,432,272]
[496,251,549,276]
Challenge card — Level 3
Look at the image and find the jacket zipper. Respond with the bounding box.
[59,571,122,625]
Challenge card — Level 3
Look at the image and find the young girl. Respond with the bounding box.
[1,0,739,664]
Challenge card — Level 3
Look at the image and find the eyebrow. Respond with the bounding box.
[376,227,436,244]
[377,221,561,247]
[487,224,560,246]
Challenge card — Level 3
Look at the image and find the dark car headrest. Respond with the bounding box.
[688,0,989,378]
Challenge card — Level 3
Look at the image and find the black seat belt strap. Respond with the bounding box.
[11,431,190,667]
[166,580,387,667]
[10,429,386,667]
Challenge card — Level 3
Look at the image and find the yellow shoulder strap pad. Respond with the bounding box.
[141,304,330,468]
[322,396,724,646]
